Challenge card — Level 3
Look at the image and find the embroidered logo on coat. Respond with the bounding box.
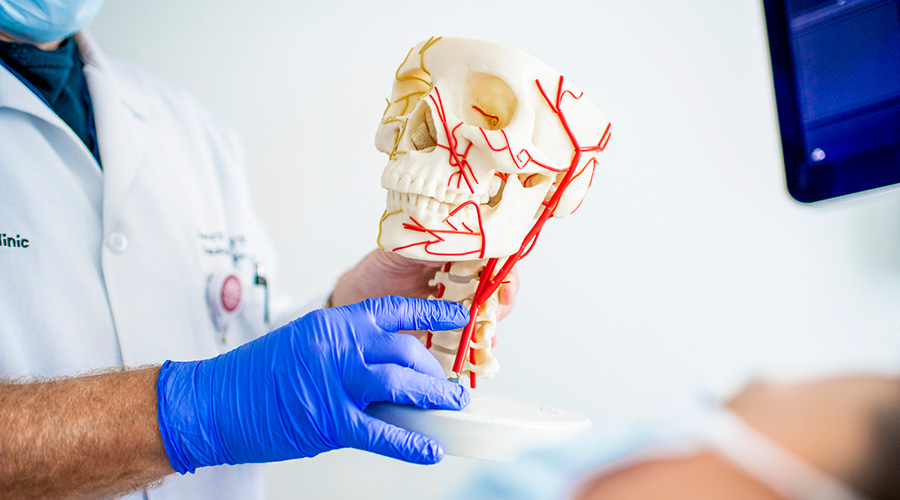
[196,230,247,263]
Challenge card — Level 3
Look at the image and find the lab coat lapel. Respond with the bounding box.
[76,32,155,228]
[0,61,65,127]
[0,47,100,182]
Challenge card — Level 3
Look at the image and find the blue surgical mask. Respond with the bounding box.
[0,0,105,44]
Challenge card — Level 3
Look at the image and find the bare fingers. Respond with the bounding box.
[495,267,519,322]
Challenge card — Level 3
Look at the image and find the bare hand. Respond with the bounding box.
[331,250,519,321]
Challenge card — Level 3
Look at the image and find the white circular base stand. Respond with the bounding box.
[366,392,592,461]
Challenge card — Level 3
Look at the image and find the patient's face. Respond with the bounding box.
[727,375,898,484]
[576,375,900,500]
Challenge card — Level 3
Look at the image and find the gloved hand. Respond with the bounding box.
[156,296,470,473]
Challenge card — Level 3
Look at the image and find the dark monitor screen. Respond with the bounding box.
[763,0,900,202]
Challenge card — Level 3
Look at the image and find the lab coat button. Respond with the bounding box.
[107,233,128,253]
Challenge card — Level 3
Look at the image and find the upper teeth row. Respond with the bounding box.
[386,190,486,223]
[383,171,490,205]
[386,190,453,219]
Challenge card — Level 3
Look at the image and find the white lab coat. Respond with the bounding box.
[0,31,293,499]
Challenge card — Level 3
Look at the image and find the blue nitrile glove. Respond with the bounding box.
[156,296,470,473]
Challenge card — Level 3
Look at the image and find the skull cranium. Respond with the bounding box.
[376,36,610,261]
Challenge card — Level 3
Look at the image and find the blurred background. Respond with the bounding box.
[90,1,900,498]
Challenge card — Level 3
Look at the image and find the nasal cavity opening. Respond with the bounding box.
[408,104,437,152]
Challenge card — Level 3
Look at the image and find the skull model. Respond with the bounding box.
[376,37,610,385]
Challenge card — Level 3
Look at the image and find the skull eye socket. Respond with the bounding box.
[462,73,517,130]
[386,68,434,118]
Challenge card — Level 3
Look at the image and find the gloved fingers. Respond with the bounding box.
[354,363,469,410]
[362,296,469,333]
[359,331,446,379]
[347,409,446,465]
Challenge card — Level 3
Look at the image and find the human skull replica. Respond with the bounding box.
[376,37,611,384]
[377,36,609,259]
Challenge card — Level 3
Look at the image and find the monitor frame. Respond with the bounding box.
[762,0,900,203]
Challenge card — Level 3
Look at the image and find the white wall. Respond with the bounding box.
[91,1,900,498]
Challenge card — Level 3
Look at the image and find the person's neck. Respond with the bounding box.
[0,30,63,51]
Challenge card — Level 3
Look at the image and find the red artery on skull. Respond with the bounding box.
[376,37,611,387]
[391,200,486,259]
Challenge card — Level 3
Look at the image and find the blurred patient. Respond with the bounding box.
[454,374,900,500]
